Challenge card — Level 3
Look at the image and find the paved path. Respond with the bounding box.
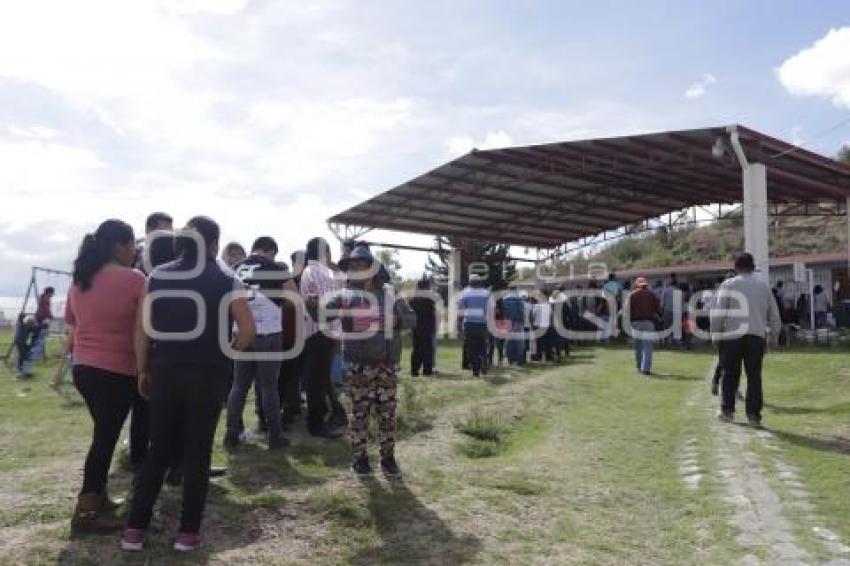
[686,364,850,566]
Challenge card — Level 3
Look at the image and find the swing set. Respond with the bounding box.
[1,265,72,367]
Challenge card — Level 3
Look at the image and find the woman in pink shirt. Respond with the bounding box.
[65,219,145,534]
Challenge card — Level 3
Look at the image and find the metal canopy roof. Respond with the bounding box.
[328,125,850,248]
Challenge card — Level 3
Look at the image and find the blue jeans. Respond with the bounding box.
[632,320,655,372]
[227,333,283,440]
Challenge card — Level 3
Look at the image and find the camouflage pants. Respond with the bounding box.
[348,365,397,459]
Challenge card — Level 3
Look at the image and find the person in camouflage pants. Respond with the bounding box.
[324,244,416,477]
[348,364,397,461]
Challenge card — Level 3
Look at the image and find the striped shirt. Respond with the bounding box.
[457,286,490,324]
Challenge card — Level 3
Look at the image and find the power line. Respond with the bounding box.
[769,115,850,159]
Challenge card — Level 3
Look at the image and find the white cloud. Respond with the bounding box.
[777,27,850,108]
[445,129,513,156]
[685,73,716,99]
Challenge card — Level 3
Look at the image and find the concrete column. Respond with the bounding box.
[743,163,770,283]
[447,248,462,338]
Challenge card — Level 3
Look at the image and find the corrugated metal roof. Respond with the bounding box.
[329,125,850,247]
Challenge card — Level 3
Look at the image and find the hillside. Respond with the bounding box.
[556,206,848,273]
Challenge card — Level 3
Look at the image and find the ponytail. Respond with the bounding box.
[73,219,134,291]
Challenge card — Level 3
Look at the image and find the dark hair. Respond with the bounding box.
[44,287,55,295]
[145,212,173,233]
[734,252,755,271]
[149,232,176,268]
[777,280,783,288]
[305,237,330,263]
[416,277,431,290]
[813,284,823,295]
[73,219,134,292]
[223,242,245,255]
[608,273,616,280]
[251,236,278,255]
[176,216,220,259]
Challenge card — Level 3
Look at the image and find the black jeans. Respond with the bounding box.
[411,329,435,375]
[303,333,333,431]
[73,365,135,495]
[129,392,149,467]
[280,352,304,417]
[463,322,489,374]
[712,343,725,389]
[721,335,766,418]
[128,364,228,534]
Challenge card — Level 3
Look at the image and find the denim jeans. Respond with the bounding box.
[226,333,283,441]
[632,320,655,372]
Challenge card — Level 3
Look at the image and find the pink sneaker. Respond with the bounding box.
[174,531,201,552]
[120,528,145,551]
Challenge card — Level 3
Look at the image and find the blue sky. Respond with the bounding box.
[0,0,848,295]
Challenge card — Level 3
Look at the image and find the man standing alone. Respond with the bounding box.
[627,276,660,375]
[711,253,781,427]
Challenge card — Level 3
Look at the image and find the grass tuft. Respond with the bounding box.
[454,409,510,442]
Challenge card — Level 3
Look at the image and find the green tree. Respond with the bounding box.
[838,145,850,165]
[375,248,402,284]
[425,236,516,292]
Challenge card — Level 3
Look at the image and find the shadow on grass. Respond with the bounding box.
[769,429,850,456]
[764,401,850,416]
[351,478,481,565]
[227,437,350,493]
[55,483,262,565]
[649,372,703,382]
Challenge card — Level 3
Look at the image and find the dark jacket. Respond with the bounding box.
[323,285,416,367]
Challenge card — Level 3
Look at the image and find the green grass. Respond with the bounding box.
[1,333,849,564]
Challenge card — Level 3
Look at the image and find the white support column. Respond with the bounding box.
[447,248,462,339]
[743,163,770,283]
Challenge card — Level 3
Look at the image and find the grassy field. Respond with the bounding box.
[1,333,849,565]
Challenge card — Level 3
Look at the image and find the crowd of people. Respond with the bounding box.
[35,208,785,553]
[61,212,415,552]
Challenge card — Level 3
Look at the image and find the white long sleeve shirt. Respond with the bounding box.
[710,273,781,340]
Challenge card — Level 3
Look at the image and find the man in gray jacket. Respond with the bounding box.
[711,253,781,427]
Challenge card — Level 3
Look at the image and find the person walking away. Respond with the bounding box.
[300,237,344,438]
[409,277,436,376]
[812,285,831,329]
[627,277,660,375]
[225,236,295,451]
[123,216,255,552]
[457,275,491,376]
[711,253,781,427]
[65,220,145,533]
[323,245,416,476]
